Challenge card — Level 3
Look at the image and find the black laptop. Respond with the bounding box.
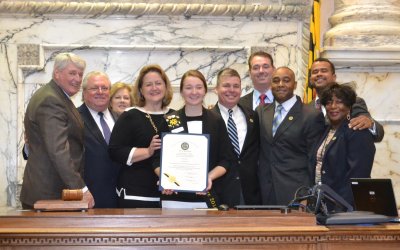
[351,178,400,222]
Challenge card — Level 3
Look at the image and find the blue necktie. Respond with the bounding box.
[227,109,240,157]
[98,112,111,144]
[272,104,283,136]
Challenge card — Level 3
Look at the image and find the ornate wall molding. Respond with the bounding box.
[0,1,310,20]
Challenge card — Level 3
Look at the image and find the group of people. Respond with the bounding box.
[20,51,383,211]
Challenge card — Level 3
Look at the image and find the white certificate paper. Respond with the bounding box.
[160,133,209,192]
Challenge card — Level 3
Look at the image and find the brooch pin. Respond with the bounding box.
[165,115,181,129]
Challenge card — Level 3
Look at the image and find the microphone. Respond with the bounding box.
[307,184,353,215]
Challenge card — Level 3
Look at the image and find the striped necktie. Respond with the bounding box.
[98,112,111,144]
[272,104,283,136]
[227,109,240,157]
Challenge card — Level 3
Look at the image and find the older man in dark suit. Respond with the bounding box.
[239,51,275,110]
[78,71,121,208]
[21,53,94,209]
[309,57,384,142]
[256,67,325,205]
[213,68,261,207]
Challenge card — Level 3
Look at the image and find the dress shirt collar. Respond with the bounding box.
[253,89,274,107]
[274,95,297,113]
[217,103,239,118]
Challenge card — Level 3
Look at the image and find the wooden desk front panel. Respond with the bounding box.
[0,209,399,249]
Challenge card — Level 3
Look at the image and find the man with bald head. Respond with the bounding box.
[256,67,325,205]
[78,71,120,208]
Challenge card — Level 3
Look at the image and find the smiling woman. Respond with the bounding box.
[109,82,133,119]
[154,69,236,209]
[311,83,376,209]
[108,64,174,208]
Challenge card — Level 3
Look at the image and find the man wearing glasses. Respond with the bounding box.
[78,71,120,208]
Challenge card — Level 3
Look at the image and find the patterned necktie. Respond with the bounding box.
[315,99,321,111]
[98,112,111,144]
[259,94,267,106]
[272,104,283,136]
[227,109,240,157]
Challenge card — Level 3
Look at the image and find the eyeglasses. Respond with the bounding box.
[86,86,110,92]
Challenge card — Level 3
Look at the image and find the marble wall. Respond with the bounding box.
[0,1,311,207]
[322,0,400,205]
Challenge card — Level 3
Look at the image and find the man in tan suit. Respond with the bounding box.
[20,52,94,209]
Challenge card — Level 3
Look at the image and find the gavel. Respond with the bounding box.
[61,189,83,201]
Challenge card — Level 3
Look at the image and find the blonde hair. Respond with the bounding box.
[132,64,173,108]
[110,82,133,107]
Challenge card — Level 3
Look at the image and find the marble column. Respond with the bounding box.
[321,0,400,205]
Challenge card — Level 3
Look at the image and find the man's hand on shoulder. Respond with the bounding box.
[349,115,374,130]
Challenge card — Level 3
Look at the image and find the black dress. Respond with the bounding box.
[109,107,172,208]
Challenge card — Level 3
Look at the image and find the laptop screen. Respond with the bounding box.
[350,178,398,217]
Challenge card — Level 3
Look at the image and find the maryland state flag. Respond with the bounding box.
[303,0,320,103]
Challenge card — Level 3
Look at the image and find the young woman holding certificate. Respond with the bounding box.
[155,69,235,209]
[109,64,174,208]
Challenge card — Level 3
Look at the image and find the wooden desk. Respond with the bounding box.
[0,209,399,249]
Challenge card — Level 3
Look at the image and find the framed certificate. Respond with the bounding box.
[160,133,209,192]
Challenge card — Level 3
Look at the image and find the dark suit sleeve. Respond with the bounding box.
[351,97,384,142]
[345,130,375,178]
[305,111,325,161]
[37,95,85,189]
[22,144,28,160]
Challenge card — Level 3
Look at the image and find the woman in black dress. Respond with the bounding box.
[109,64,173,208]
[155,69,235,208]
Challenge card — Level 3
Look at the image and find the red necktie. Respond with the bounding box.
[259,94,267,106]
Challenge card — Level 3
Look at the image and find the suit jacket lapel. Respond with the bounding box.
[50,80,84,130]
[262,103,275,142]
[273,97,302,140]
[323,121,347,156]
[177,109,189,133]
[81,104,109,146]
[237,103,254,151]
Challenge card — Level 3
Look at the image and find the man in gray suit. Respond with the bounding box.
[239,51,275,110]
[20,52,94,209]
[256,67,325,205]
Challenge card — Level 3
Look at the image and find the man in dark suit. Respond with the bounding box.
[212,68,261,206]
[239,51,275,110]
[309,58,384,142]
[256,67,325,205]
[20,53,94,209]
[78,71,120,208]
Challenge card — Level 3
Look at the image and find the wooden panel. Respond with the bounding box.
[0,209,399,249]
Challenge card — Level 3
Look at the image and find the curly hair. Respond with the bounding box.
[320,82,357,108]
